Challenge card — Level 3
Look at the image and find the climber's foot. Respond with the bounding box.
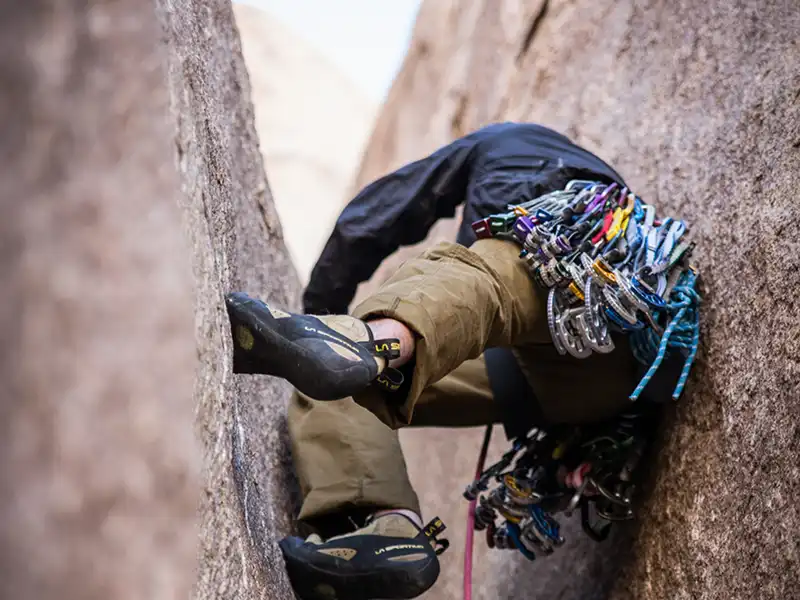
[224,292,404,400]
[279,513,449,600]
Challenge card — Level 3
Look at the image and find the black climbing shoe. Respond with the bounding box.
[225,292,404,400]
[279,513,449,600]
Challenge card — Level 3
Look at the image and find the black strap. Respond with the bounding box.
[375,367,404,392]
[418,516,449,555]
[484,347,547,441]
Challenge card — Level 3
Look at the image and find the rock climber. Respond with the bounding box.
[226,122,658,600]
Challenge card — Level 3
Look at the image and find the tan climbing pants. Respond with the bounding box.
[289,238,639,522]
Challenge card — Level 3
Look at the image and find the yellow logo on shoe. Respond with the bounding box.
[375,342,401,353]
[235,324,254,350]
[423,518,446,538]
[376,374,402,391]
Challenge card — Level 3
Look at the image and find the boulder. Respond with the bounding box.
[157,1,302,598]
[0,0,303,598]
[352,1,800,599]
[0,1,198,598]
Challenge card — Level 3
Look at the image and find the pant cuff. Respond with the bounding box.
[351,297,440,429]
[297,476,421,523]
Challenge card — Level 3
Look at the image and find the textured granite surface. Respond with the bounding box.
[351,1,800,598]
[156,1,302,598]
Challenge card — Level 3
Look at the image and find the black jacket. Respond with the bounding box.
[303,122,627,315]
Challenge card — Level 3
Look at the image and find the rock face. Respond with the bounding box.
[352,1,800,599]
[0,0,302,598]
[232,2,377,283]
[156,1,301,599]
[0,1,198,599]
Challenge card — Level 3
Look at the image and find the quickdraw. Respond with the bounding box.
[465,179,702,563]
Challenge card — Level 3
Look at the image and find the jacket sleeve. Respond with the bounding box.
[302,134,485,315]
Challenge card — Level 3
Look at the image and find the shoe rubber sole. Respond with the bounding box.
[281,540,440,600]
[225,292,374,400]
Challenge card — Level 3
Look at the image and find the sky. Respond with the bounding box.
[234,0,422,102]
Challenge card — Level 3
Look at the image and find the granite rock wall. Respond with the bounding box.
[351,1,800,598]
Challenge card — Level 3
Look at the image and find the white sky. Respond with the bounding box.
[233,0,422,102]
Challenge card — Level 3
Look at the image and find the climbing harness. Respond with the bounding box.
[470,179,701,400]
[463,180,702,583]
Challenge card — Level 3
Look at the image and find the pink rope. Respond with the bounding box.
[464,425,493,600]
[464,499,476,600]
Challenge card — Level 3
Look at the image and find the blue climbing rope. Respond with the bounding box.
[629,269,701,401]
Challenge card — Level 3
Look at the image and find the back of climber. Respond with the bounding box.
[225,122,640,600]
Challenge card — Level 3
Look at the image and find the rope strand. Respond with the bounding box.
[629,270,701,401]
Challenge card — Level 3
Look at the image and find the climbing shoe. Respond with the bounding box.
[279,512,449,600]
[225,292,405,400]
